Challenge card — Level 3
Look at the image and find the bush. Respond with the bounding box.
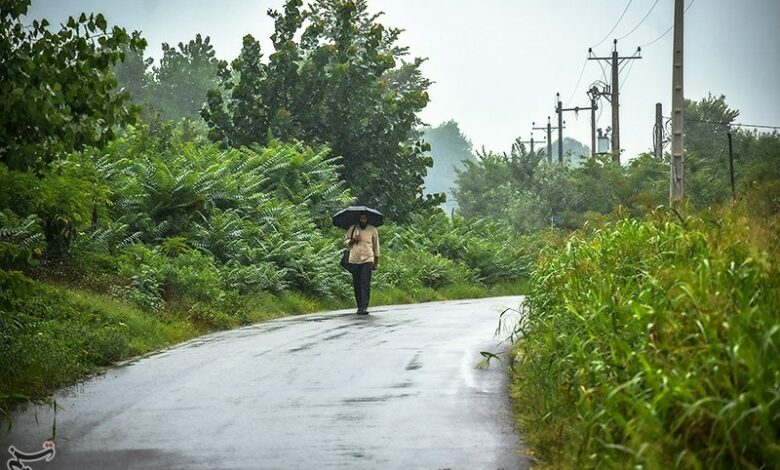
[0,210,46,268]
[379,250,475,289]
[384,212,537,284]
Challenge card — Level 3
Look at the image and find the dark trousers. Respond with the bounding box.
[351,262,373,311]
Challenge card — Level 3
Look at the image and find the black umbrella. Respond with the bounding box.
[332,206,384,229]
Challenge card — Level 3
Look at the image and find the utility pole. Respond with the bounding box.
[654,103,664,159]
[586,86,601,156]
[533,118,554,163]
[727,130,735,202]
[588,40,641,164]
[670,0,685,207]
[556,94,564,163]
[517,133,545,155]
[556,92,597,160]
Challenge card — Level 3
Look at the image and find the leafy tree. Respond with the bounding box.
[421,120,476,213]
[453,150,515,221]
[0,0,146,171]
[153,34,221,121]
[114,35,221,122]
[113,45,153,108]
[683,94,740,206]
[202,0,442,220]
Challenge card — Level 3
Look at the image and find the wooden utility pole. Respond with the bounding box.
[670,0,685,207]
[654,103,664,158]
[588,40,641,164]
[533,118,554,163]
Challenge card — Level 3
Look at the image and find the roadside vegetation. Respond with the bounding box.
[441,64,779,468]
[510,201,779,468]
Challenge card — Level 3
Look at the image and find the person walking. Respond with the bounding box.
[344,212,380,314]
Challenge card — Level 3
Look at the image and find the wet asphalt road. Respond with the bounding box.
[1,297,530,469]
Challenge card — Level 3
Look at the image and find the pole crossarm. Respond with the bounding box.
[559,105,597,113]
[584,40,642,163]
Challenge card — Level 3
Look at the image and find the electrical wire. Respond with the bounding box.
[563,59,589,107]
[641,0,695,48]
[619,59,636,91]
[591,0,634,48]
[616,0,661,41]
[664,116,780,130]
[690,120,780,130]
[596,60,609,85]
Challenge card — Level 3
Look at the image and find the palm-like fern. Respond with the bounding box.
[0,211,46,268]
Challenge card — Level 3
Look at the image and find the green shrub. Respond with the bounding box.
[380,250,475,289]
[384,212,537,284]
[0,210,46,268]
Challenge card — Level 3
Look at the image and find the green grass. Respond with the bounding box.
[509,209,780,469]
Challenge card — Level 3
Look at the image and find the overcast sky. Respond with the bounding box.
[28,0,780,158]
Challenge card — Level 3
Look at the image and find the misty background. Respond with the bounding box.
[26,0,780,204]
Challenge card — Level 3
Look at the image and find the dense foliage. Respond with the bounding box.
[0,0,146,171]
[201,0,443,220]
[511,205,780,468]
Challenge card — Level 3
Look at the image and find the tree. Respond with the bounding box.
[684,94,741,207]
[153,34,221,121]
[0,0,146,171]
[453,149,514,221]
[202,0,442,220]
[113,45,153,107]
[421,120,476,213]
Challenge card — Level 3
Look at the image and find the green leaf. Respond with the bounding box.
[95,13,107,31]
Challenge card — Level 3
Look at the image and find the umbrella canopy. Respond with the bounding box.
[332,206,384,229]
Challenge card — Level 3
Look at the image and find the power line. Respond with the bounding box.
[591,0,634,48]
[596,60,609,84]
[617,0,661,41]
[664,116,780,130]
[619,59,636,91]
[563,59,589,107]
[642,0,695,48]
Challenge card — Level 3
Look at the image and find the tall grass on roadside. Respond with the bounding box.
[511,208,780,468]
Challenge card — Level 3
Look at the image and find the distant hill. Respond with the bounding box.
[421,120,477,213]
[544,137,591,167]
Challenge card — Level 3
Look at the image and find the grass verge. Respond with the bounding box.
[509,208,780,468]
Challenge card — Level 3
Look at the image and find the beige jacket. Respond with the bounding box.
[344,224,380,264]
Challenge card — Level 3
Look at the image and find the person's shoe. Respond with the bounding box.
[356,309,369,315]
